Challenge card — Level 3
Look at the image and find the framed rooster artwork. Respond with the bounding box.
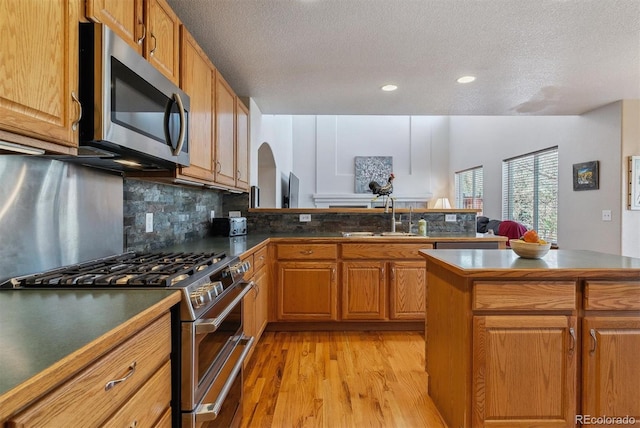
[355,156,393,194]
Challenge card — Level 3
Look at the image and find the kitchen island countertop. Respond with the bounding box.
[419,248,640,279]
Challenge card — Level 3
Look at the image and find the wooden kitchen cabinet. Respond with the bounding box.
[177,27,215,183]
[342,261,387,320]
[581,280,640,420]
[85,0,145,54]
[242,245,269,365]
[235,98,250,191]
[389,261,425,320]
[342,243,431,321]
[6,312,173,427]
[0,0,80,154]
[276,261,338,321]
[145,0,180,85]
[472,315,577,427]
[86,0,180,84]
[214,72,237,188]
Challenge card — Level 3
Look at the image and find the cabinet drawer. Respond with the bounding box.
[9,313,172,427]
[584,281,640,310]
[254,245,267,270]
[341,243,432,260]
[102,360,172,427]
[276,244,337,260]
[473,281,576,310]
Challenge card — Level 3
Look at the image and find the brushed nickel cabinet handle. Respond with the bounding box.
[137,20,146,45]
[216,161,222,173]
[150,33,157,55]
[71,91,82,131]
[391,267,396,281]
[568,327,576,353]
[105,361,137,391]
[590,328,597,354]
[300,250,313,255]
[332,268,336,281]
[129,421,138,428]
[237,170,241,179]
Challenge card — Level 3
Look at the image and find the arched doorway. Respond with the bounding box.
[257,142,276,207]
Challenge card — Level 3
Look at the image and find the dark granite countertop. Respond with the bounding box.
[161,232,507,257]
[0,289,179,406]
[420,249,640,279]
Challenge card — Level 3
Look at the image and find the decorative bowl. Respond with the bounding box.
[509,239,552,259]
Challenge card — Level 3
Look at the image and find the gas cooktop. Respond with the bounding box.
[1,251,227,289]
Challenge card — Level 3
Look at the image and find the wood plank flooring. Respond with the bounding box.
[241,330,447,428]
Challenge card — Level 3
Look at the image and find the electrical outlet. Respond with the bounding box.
[602,209,612,221]
[145,212,153,232]
[299,214,311,222]
[445,214,457,222]
[210,210,215,223]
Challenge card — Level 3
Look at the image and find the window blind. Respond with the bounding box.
[502,147,558,242]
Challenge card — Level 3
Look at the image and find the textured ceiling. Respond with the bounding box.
[166,0,640,116]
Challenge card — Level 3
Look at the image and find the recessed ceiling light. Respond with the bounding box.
[381,84,398,91]
[457,76,476,84]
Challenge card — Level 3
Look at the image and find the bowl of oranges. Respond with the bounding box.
[509,230,551,259]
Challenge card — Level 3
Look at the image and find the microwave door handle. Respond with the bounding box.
[171,92,186,156]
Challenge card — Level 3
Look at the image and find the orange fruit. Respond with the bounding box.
[522,230,539,243]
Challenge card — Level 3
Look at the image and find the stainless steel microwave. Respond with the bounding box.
[77,23,190,171]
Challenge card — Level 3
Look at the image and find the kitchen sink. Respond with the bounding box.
[341,231,418,237]
[341,231,375,237]
[380,232,417,236]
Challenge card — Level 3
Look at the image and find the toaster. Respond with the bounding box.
[211,217,247,237]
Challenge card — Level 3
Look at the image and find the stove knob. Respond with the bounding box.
[190,291,205,309]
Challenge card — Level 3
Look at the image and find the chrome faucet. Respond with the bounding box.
[385,197,402,232]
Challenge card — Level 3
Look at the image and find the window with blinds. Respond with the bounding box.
[502,147,558,243]
[455,166,483,213]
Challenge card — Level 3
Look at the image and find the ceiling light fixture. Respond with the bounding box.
[381,84,398,92]
[457,76,476,84]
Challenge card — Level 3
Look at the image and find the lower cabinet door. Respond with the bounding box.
[389,261,425,320]
[582,316,640,421]
[472,315,577,427]
[276,262,338,321]
[341,261,386,320]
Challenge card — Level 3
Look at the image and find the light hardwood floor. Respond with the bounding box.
[241,330,447,427]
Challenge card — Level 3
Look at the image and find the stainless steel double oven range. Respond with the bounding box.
[2,251,254,427]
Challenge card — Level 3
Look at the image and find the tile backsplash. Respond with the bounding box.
[123,179,224,252]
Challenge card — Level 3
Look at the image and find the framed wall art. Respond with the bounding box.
[573,161,599,191]
[354,156,392,193]
[629,156,640,210]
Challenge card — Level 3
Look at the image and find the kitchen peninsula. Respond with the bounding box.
[420,248,640,427]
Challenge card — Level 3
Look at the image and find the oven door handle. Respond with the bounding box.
[194,281,254,335]
[195,335,255,423]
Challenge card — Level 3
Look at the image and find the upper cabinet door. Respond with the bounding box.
[215,74,237,187]
[178,27,215,183]
[0,0,79,150]
[86,0,145,54]
[145,0,180,85]
[235,99,250,191]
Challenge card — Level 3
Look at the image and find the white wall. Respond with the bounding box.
[249,99,294,207]
[449,102,623,253]
[250,100,636,255]
[285,115,450,206]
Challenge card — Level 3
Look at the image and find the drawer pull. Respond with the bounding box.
[300,250,314,255]
[105,362,137,391]
[129,421,138,428]
[568,327,576,353]
[590,328,598,354]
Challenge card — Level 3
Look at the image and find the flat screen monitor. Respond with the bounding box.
[285,171,299,208]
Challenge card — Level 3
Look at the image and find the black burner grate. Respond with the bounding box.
[5,252,226,288]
